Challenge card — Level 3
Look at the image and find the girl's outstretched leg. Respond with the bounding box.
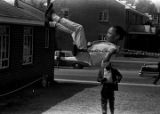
[45,2,87,50]
[51,14,87,50]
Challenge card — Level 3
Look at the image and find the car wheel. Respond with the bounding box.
[73,63,83,69]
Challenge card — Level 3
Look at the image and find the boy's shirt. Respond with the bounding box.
[97,67,122,84]
[97,67,122,91]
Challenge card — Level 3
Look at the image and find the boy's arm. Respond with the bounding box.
[115,69,123,83]
[97,68,103,82]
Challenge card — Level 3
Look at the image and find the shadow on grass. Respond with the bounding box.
[0,81,98,113]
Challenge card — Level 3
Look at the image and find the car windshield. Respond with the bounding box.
[55,51,74,57]
[65,52,73,57]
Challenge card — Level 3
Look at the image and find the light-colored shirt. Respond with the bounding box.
[103,68,113,83]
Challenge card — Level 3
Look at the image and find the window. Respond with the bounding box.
[136,15,143,25]
[128,12,136,25]
[45,28,49,48]
[98,33,107,40]
[152,15,159,25]
[0,26,10,69]
[61,8,70,18]
[99,10,109,22]
[23,27,33,65]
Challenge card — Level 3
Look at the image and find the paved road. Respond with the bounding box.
[54,68,158,85]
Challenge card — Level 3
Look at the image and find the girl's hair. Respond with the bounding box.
[112,26,126,40]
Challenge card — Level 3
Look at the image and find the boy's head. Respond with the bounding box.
[103,62,112,70]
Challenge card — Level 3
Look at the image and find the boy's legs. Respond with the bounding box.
[109,91,115,114]
[101,86,108,114]
[101,100,107,114]
[101,98,107,114]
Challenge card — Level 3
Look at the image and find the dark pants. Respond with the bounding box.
[101,84,115,114]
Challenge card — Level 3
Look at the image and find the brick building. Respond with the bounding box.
[0,0,55,95]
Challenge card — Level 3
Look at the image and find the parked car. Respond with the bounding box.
[54,50,90,69]
[139,63,159,76]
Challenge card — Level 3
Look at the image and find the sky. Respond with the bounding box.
[3,0,160,12]
[3,0,15,5]
[135,0,160,12]
[151,0,160,12]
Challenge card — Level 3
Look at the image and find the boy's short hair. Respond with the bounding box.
[105,62,112,70]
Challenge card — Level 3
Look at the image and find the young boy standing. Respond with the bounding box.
[97,63,122,114]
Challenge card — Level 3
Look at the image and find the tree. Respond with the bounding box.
[135,0,158,14]
[126,0,136,5]
[125,0,158,14]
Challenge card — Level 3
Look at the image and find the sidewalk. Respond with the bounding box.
[1,81,160,114]
[1,57,160,114]
[41,82,160,114]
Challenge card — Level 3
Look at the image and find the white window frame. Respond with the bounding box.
[45,28,49,48]
[99,9,109,22]
[61,8,70,19]
[98,33,107,40]
[22,27,33,65]
[0,25,10,69]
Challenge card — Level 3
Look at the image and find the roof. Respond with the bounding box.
[18,0,44,20]
[0,0,44,26]
[115,0,149,18]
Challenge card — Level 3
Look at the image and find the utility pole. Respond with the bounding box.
[14,0,19,7]
[45,0,56,85]
[47,0,51,7]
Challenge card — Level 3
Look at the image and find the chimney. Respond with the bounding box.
[14,0,19,7]
[47,0,51,7]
